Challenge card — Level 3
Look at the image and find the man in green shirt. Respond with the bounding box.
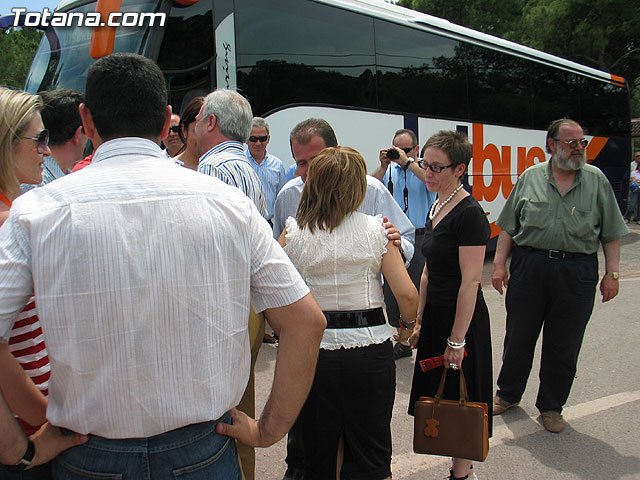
[491,118,628,433]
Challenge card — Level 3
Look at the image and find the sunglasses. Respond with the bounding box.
[248,135,268,143]
[20,129,49,154]
[169,125,181,134]
[555,138,589,149]
[418,159,454,173]
[396,147,414,154]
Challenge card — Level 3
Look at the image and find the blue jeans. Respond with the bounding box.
[52,414,240,480]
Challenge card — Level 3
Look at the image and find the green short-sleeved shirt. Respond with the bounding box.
[497,161,628,254]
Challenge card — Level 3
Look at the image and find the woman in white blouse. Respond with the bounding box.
[279,147,418,480]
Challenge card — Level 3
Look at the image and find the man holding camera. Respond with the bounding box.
[372,129,436,359]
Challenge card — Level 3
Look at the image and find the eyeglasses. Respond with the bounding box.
[555,138,588,149]
[248,135,268,143]
[418,159,454,173]
[169,125,181,134]
[20,129,49,154]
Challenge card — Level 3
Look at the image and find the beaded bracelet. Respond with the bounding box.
[446,337,466,350]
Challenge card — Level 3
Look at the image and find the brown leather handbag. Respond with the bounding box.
[413,368,489,461]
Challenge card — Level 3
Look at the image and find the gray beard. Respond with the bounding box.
[552,149,585,171]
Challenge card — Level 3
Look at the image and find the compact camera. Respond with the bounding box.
[386,148,400,160]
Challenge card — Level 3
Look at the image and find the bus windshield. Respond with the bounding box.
[25,0,159,93]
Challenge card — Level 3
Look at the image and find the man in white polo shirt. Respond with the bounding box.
[0,53,325,478]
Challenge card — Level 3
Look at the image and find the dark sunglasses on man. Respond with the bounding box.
[20,129,49,154]
[248,135,268,143]
[169,125,181,134]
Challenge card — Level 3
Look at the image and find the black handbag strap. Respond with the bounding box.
[434,368,469,405]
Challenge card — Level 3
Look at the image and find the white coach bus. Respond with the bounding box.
[9,0,632,241]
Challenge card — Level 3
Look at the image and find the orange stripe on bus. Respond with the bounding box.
[489,221,501,239]
[90,0,122,59]
[586,136,608,164]
[610,74,626,86]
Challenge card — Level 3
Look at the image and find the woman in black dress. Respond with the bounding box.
[408,131,492,480]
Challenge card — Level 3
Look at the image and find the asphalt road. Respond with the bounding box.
[254,224,640,480]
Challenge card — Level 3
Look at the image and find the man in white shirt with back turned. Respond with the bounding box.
[0,53,325,478]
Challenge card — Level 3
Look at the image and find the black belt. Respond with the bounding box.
[323,308,386,329]
[415,228,426,235]
[518,245,592,260]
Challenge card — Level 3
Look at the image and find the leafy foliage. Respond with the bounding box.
[0,27,43,88]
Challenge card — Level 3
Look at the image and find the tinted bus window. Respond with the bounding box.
[374,20,467,119]
[157,0,214,71]
[529,64,629,138]
[580,80,630,138]
[235,0,376,115]
[156,0,214,113]
[464,44,533,128]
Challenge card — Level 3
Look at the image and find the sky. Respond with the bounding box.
[2,1,64,16]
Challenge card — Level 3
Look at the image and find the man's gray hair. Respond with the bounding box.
[252,117,269,135]
[202,89,253,142]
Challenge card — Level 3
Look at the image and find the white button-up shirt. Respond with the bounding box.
[0,137,309,438]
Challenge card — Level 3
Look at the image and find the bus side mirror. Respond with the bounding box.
[90,0,122,59]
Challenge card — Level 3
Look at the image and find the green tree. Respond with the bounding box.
[0,27,43,88]
[516,0,639,103]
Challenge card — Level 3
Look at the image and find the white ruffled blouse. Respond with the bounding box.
[284,212,395,350]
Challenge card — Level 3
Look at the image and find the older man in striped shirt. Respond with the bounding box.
[195,89,268,219]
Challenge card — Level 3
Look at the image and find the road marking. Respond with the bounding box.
[391,391,640,478]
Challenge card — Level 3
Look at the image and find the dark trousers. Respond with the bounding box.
[383,229,425,327]
[284,342,394,480]
[496,246,598,413]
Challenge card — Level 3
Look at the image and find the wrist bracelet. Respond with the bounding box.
[446,337,466,350]
[399,317,416,330]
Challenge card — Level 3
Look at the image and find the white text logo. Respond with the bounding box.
[11,7,166,28]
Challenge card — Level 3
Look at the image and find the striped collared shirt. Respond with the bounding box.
[198,141,268,218]
[245,148,286,220]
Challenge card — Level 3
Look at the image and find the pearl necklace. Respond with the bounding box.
[428,184,464,221]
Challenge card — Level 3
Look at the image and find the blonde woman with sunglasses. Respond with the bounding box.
[0,87,53,478]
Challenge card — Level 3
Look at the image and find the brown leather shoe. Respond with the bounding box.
[492,395,519,415]
[541,411,565,433]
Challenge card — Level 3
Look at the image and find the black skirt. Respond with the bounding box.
[408,292,493,437]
